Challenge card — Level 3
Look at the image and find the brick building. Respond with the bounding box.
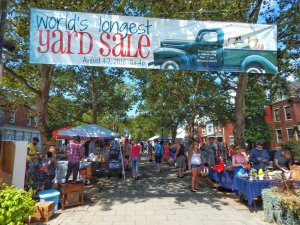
[0,106,40,144]
[197,122,234,148]
[267,81,300,148]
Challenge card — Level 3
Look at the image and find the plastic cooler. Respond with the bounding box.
[38,189,60,210]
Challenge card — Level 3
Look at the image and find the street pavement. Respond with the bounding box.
[33,156,269,225]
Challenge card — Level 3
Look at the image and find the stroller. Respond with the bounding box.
[108,150,123,179]
[169,151,176,166]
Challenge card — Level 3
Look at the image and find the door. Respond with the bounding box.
[193,31,223,69]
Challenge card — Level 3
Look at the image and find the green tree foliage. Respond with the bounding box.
[132,68,233,143]
[129,0,253,143]
[261,0,299,78]
[52,66,135,130]
[245,82,273,145]
[1,0,130,149]
[2,0,298,149]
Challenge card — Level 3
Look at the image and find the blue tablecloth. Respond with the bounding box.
[209,169,234,190]
[232,177,271,205]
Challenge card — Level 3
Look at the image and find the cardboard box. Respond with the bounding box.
[29,201,54,222]
[290,165,300,180]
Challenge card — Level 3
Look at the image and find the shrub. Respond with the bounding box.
[0,185,35,225]
[262,188,300,225]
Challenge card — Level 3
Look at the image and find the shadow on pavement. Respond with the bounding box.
[84,156,232,212]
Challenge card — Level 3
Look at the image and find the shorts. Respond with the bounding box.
[191,164,201,168]
[155,155,162,163]
[27,159,38,175]
[177,155,185,169]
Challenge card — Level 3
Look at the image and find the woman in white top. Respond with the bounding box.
[188,141,202,192]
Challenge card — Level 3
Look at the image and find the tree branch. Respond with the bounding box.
[247,74,263,86]
[91,2,104,12]
[3,65,39,94]
[48,104,91,124]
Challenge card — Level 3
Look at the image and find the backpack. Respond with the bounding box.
[178,144,185,156]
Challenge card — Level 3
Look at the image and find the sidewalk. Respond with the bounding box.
[35,157,269,225]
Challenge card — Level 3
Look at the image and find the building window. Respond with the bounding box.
[208,125,212,133]
[24,132,31,142]
[286,128,294,140]
[9,112,16,124]
[276,129,283,143]
[27,117,32,126]
[16,131,24,141]
[4,130,15,140]
[274,109,280,122]
[33,116,38,127]
[229,136,234,146]
[284,106,292,120]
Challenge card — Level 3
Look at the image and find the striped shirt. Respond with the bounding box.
[65,141,84,163]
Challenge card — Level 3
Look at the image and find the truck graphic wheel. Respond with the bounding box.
[161,61,179,70]
[246,63,265,73]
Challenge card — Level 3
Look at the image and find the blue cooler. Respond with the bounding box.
[38,189,60,210]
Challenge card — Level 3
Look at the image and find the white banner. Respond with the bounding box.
[30,8,277,74]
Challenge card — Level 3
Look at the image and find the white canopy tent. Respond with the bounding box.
[57,124,120,139]
[176,127,187,140]
[148,135,160,141]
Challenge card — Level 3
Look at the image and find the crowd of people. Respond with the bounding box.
[25,135,295,193]
[120,138,295,192]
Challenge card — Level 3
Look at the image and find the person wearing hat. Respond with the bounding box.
[64,135,84,182]
[250,140,270,170]
[25,137,40,185]
[27,137,40,160]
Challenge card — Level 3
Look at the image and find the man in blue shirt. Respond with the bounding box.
[250,140,270,170]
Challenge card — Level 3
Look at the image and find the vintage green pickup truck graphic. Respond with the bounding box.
[149,28,277,74]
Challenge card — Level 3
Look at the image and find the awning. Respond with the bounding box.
[57,124,119,139]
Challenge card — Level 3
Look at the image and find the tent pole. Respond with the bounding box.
[119,145,125,179]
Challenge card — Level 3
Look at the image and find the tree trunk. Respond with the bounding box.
[233,0,262,148]
[0,0,8,61]
[91,80,98,124]
[234,73,248,148]
[186,114,195,145]
[37,64,54,153]
[171,122,179,144]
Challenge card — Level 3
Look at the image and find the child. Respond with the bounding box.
[44,151,57,189]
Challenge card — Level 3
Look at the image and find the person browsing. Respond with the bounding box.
[250,140,270,170]
[64,135,84,183]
